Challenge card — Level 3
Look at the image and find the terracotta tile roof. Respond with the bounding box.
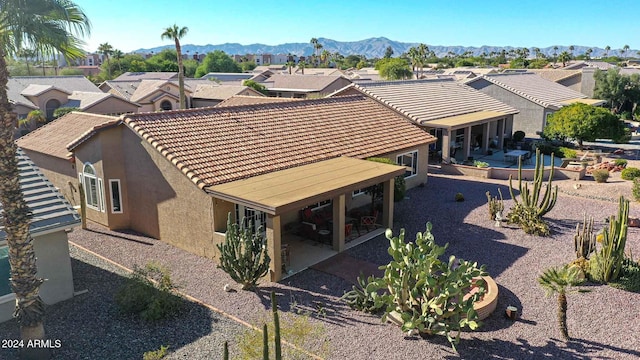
[62,91,139,110]
[467,73,590,109]
[260,74,349,91]
[17,112,119,159]
[118,94,435,188]
[9,76,100,107]
[348,79,519,126]
[215,95,300,107]
[527,69,582,82]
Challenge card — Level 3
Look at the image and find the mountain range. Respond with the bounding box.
[134,37,636,59]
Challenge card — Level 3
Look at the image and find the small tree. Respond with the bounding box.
[242,79,268,95]
[217,213,270,290]
[53,107,80,119]
[363,157,406,213]
[26,109,46,125]
[538,265,588,340]
[375,58,412,80]
[543,103,625,149]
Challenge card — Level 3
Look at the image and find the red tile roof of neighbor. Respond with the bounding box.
[110,94,435,189]
[17,112,120,159]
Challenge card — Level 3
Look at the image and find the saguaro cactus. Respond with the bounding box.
[508,148,558,217]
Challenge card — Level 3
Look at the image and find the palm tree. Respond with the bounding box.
[310,37,318,58]
[97,42,113,78]
[0,0,90,349]
[568,45,575,57]
[604,45,611,57]
[17,48,36,76]
[161,24,189,109]
[585,48,593,60]
[558,51,571,67]
[112,49,123,73]
[538,265,587,340]
[622,44,630,59]
[417,43,429,78]
[553,46,559,63]
[298,59,306,75]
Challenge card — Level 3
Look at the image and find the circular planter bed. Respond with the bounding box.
[469,275,499,320]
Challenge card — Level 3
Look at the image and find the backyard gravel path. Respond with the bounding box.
[2,171,639,359]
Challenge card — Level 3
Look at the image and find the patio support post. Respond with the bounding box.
[499,118,506,150]
[266,214,282,281]
[332,194,345,252]
[463,126,472,160]
[382,178,394,228]
[483,122,490,154]
[441,129,451,162]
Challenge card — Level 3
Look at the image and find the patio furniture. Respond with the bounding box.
[360,210,380,232]
[345,223,353,238]
[504,150,529,165]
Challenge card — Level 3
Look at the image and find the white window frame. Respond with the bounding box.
[235,204,267,235]
[352,189,365,197]
[396,151,418,178]
[109,179,123,214]
[81,163,105,212]
[308,199,331,211]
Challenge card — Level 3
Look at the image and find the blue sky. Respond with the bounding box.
[73,0,640,53]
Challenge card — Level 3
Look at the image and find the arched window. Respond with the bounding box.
[82,163,101,210]
[45,99,61,120]
[160,100,172,111]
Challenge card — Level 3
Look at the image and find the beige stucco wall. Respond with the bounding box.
[99,127,130,230]
[121,129,217,259]
[380,145,430,189]
[74,134,109,226]
[470,79,546,138]
[21,149,80,207]
[84,97,139,115]
[0,231,75,323]
[192,98,220,108]
[558,76,582,93]
[24,89,69,115]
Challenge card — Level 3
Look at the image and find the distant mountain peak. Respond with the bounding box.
[133,38,633,59]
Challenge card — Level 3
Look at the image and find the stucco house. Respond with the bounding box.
[8,76,137,123]
[336,79,519,163]
[17,112,120,207]
[258,74,352,98]
[0,149,81,323]
[18,95,436,281]
[191,84,265,107]
[466,73,605,137]
[113,72,178,81]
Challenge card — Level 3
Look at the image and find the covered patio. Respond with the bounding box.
[426,111,514,164]
[206,157,405,281]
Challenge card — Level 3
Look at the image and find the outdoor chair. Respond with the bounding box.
[345,223,353,238]
[360,210,379,232]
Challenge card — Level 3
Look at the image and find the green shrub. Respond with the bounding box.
[115,262,183,322]
[366,157,406,202]
[53,107,80,119]
[143,345,170,360]
[612,128,632,144]
[621,167,640,180]
[610,258,640,293]
[217,214,270,290]
[535,143,559,156]
[615,159,628,167]
[513,130,526,142]
[473,160,489,168]
[591,169,610,183]
[558,147,577,159]
[455,192,464,202]
[506,203,550,236]
[633,178,640,202]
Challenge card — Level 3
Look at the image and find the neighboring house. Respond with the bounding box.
[17,112,120,207]
[8,76,101,120]
[22,95,435,282]
[199,72,254,84]
[337,79,519,163]
[0,149,81,323]
[191,85,265,107]
[563,60,615,71]
[215,95,300,107]
[113,72,178,81]
[100,79,250,110]
[466,73,605,137]
[258,74,352,98]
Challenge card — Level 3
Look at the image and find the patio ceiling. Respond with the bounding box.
[205,157,405,215]
[424,110,509,130]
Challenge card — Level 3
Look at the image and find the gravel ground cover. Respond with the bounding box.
[2,170,639,359]
[0,244,247,360]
